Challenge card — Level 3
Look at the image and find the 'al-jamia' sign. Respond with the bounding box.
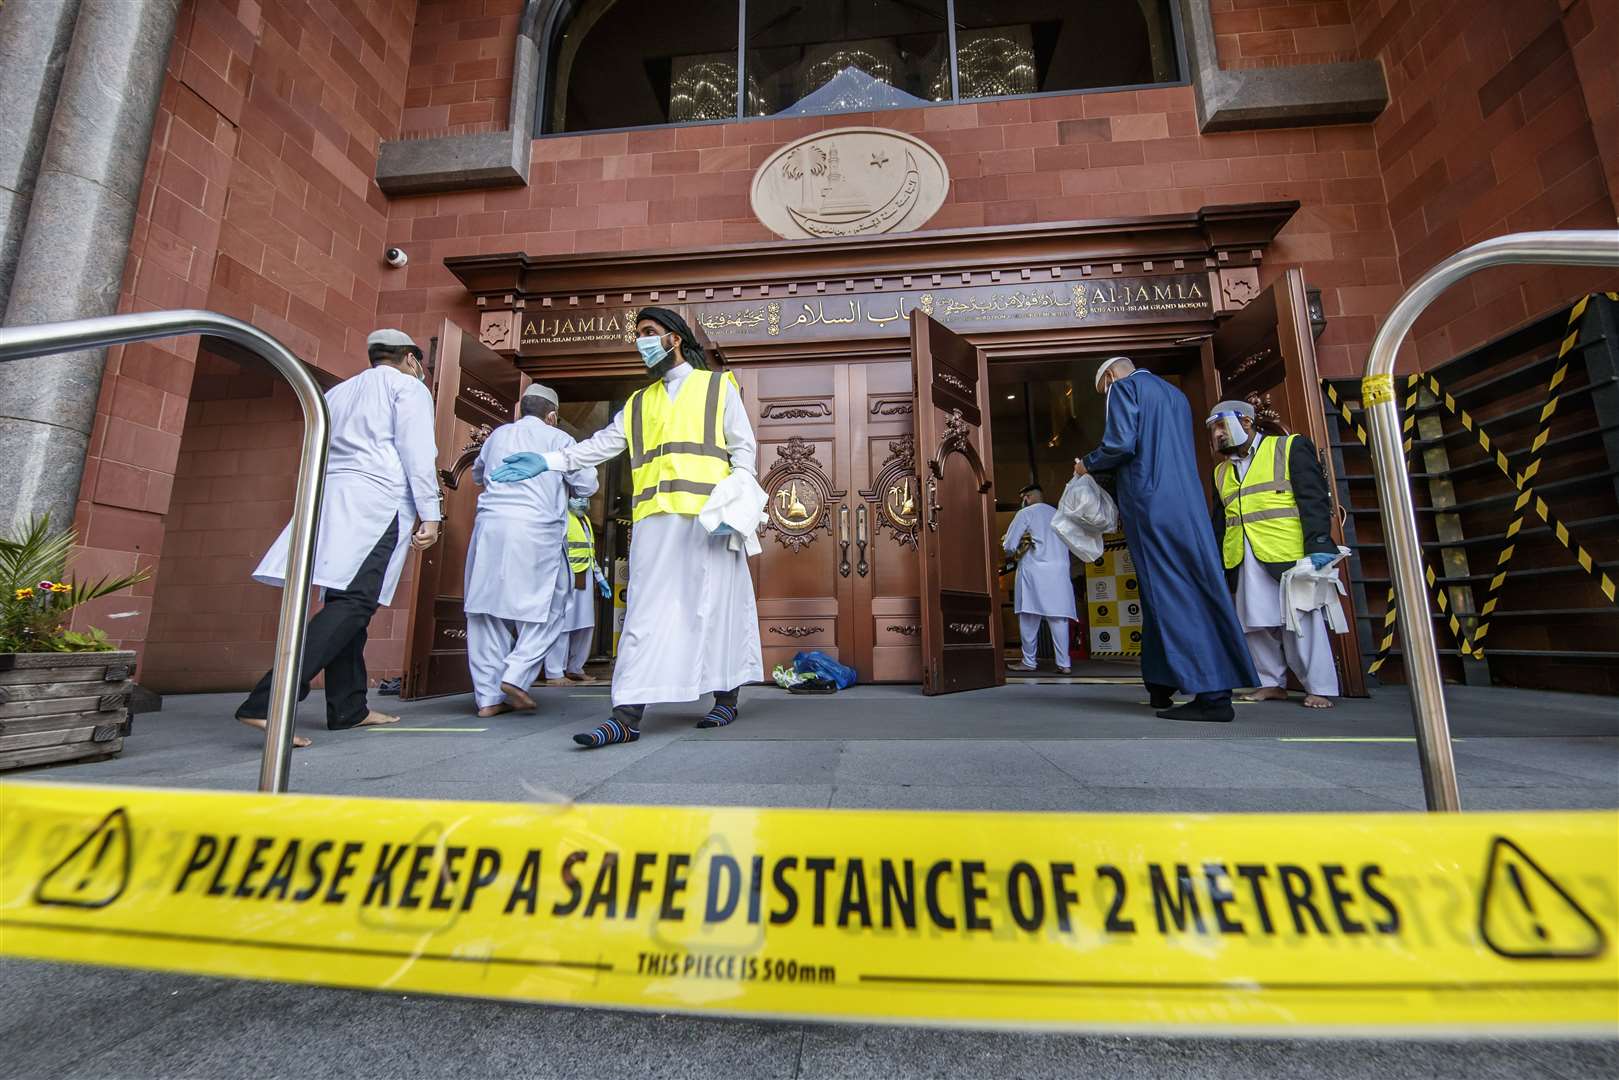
[511,274,1211,353]
[751,128,949,241]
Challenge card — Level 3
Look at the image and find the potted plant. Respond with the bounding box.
[0,516,149,771]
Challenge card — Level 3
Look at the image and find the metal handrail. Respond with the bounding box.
[0,310,328,794]
[1362,230,1619,811]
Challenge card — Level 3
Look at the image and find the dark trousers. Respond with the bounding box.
[237,519,398,730]
[612,687,739,729]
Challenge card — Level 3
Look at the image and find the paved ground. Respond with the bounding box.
[2,680,1616,1077]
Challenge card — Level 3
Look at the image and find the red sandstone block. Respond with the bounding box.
[530,183,580,208]
[627,129,677,154]
[921,105,979,131]
[556,156,604,182]
[675,125,726,150]
[1148,187,1208,214]
[550,204,600,230]
[570,227,622,254]
[953,175,1008,204]
[1060,167,1121,195]
[1227,155,1292,182]
[698,145,753,173]
[1001,121,1058,149]
[454,58,498,83]
[1110,113,1169,142]
[1056,118,1112,144]
[458,210,505,236]
[1091,191,1153,217]
[696,194,749,220]
[1088,141,1145,168]
[1082,91,1139,118]
[985,201,1038,226]
[149,188,216,247]
[625,175,675,202]
[1004,171,1063,199]
[111,376,166,428]
[1028,94,1088,123]
[94,461,153,513]
[646,197,696,225]
[980,148,1035,175]
[597,201,649,228]
[1117,163,1175,190]
[673,171,734,199]
[448,101,497,127]
[1143,137,1204,164]
[1260,5,1320,31]
[1035,195,1093,221]
[86,504,167,554]
[1033,145,1089,172]
[574,178,630,207]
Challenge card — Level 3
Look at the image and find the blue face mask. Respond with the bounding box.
[636,334,670,368]
[568,497,590,513]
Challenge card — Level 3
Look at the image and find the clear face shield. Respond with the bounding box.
[1208,411,1246,452]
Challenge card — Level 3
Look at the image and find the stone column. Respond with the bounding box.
[0,0,82,310]
[0,0,182,532]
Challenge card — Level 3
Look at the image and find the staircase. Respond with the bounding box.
[1324,293,1619,694]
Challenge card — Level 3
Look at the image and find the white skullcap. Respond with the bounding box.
[366,328,418,351]
[523,381,559,410]
[1094,355,1131,390]
[1206,399,1257,424]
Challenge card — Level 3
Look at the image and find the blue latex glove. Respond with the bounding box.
[489,452,547,483]
[712,524,734,536]
[597,576,612,599]
[1309,552,1337,570]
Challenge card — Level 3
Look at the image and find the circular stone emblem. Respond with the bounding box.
[751,127,949,241]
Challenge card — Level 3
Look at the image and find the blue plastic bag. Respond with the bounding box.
[793,650,857,690]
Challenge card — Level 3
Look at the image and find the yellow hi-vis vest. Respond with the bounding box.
[565,511,595,574]
[1216,434,1304,569]
[626,368,731,522]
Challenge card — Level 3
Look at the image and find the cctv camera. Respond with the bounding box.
[384,247,408,268]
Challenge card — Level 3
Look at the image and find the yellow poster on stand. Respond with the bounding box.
[2,781,1614,1035]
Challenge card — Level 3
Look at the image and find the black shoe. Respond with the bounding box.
[1157,699,1234,723]
[1149,690,1175,710]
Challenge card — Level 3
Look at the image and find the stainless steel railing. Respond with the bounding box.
[1362,230,1619,811]
[0,310,327,794]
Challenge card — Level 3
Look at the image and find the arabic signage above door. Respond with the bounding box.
[514,273,1213,355]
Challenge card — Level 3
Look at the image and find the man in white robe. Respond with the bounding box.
[238,329,441,747]
[1207,400,1340,709]
[542,495,604,683]
[488,307,762,747]
[464,383,597,716]
[1002,482,1077,673]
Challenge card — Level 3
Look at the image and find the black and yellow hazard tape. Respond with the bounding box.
[1416,294,1619,648]
[1325,376,1480,674]
[1,781,1615,1034]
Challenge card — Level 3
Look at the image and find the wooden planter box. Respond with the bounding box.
[0,650,135,771]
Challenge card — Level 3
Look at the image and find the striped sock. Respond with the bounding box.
[696,703,737,729]
[572,718,639,747]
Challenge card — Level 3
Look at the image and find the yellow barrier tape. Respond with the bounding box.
[1325,377,1478,673]
[1361,372,1395,407]
[1419,295,1619,650]
[2,782,1616,1034]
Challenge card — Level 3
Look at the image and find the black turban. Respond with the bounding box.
[637,306,709,370]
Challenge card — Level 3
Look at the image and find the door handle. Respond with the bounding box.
[838,504,851,578]
[855,504,869,577]
[926,478,940,531]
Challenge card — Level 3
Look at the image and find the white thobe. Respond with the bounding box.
[253,365,439,607]
[464,418,597,706]
[464,417,597,622]
[1004,502,1076,671]
[542,363,763,707]
[544,514,600,678]
[1230,444,1340,697]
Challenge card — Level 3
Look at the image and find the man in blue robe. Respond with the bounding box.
[1075,356,1257,722]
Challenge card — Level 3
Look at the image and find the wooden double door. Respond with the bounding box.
[734,358,923,683]
[734,312,1003,693]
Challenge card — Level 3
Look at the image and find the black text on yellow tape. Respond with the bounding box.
[2,783,1615,1034]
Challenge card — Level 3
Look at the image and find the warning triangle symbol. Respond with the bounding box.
[34,807,132,910]
[1478,836,1606,960]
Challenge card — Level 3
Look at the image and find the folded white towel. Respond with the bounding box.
[699,470,768,557]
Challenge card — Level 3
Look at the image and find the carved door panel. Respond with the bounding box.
[735,363,854,675]
[402,322,520,699]
[1207,268,1367,696]
[851,361,921,682]
[911,312,1003,695]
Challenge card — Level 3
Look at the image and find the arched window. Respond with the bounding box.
[545,1,1182,135]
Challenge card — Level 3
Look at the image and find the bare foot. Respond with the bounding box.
[501,682,537,710]
[477,703,513,718]
[1302,695,1335,709]
[237,716,311,748]
[1238,687,1289,703]
[356,710,401,727]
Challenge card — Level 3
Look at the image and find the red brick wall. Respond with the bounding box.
[382,87,1399,379]
[76,0,417,686]
[1562,0,1619,207]
[1355,0,1618,366]
[1212,0,1359,68]
[402,0,521,137]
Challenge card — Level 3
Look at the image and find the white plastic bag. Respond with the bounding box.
[1051,474,1118,562]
